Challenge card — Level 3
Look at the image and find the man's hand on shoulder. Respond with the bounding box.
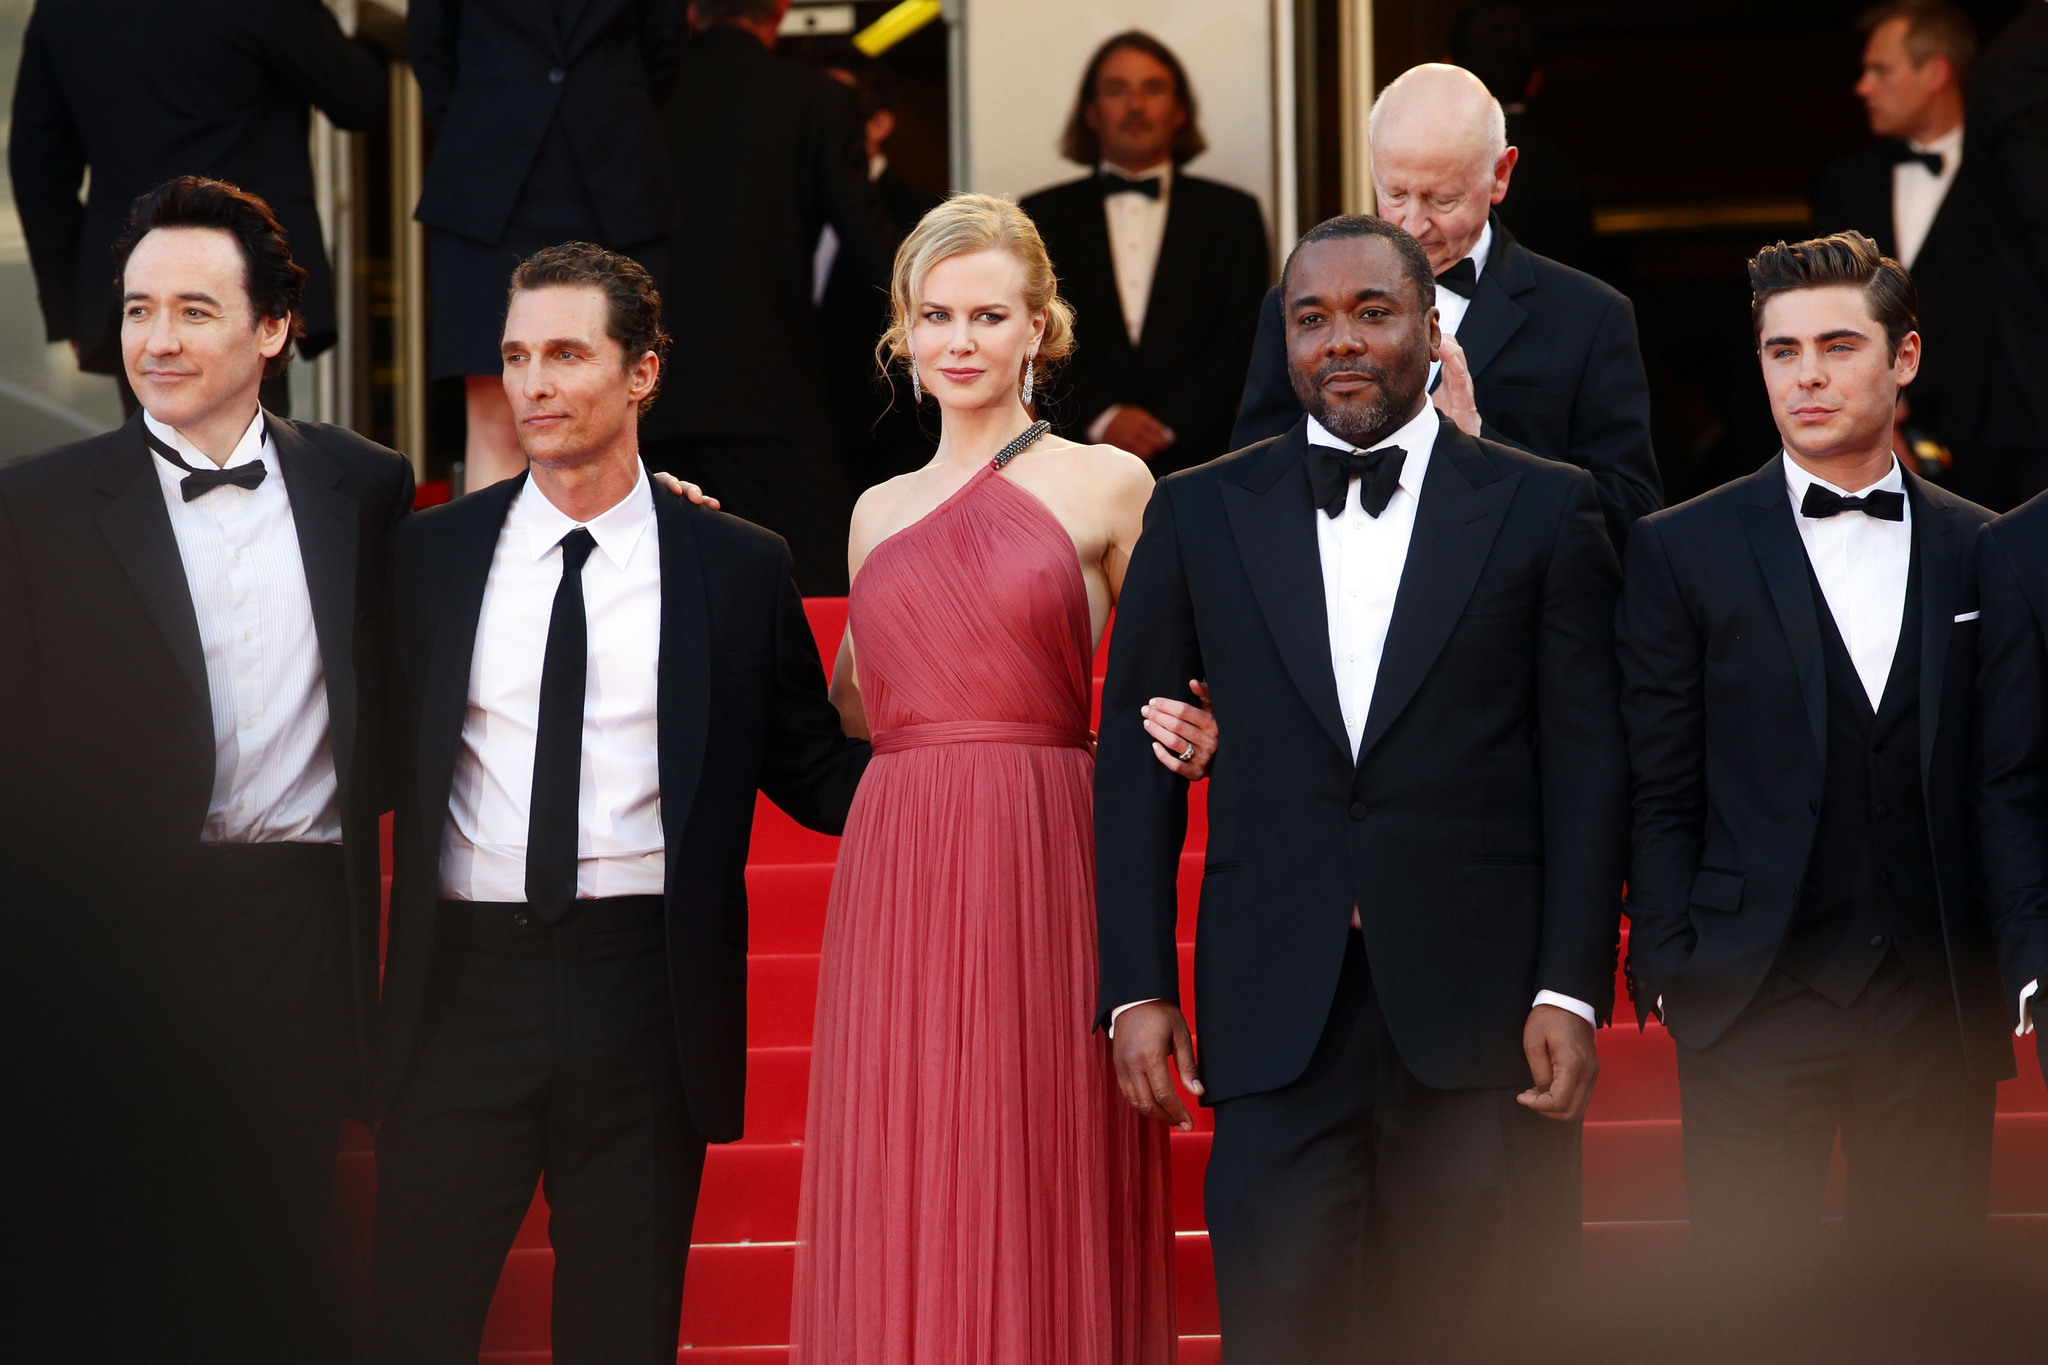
[651,470,720,509]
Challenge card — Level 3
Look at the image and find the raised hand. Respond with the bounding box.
[1430,332,1483,437]
[1144,679,1216,779]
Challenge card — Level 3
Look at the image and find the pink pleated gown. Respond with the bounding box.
[790,461,1177,1364]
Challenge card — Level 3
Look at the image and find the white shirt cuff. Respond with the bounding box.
[1532,990,1598,1028]
[1108,998,1161,1039]
[2020,980,2038,1037]
[1085,404,1126,445]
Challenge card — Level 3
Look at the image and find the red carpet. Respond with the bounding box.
[338,597,2048,1361]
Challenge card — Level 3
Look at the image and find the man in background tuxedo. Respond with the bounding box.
[7,0,384,416]
[643,0,894,594]
[1617,233,2010,1271]
[1233,63,1660,550]
[1099,215,1627,1361]
[1812,3,1987,500]
[1021,31,1270,476]
[372,244,868,1363]
[0,178,413,1363]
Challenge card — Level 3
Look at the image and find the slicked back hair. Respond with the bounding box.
[1059,31,1207,167]
[1280,215,1437,313]
[1859,1,1978,85]
[1749,231,1917,360]
[112,176,308,379]
[509,242,671,413]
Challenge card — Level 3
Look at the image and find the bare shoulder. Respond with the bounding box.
[849,470,919,545]
[1035,437,1154,504]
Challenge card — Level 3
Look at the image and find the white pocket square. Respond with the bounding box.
[1955,611,1981,623]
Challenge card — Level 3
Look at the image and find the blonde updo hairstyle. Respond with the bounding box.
[877,193,1076,406]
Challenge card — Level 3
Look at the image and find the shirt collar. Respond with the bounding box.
[144,406,269,472]
[1911,125,1965,161]
[1460,219,1494,283]
[1306,401,1441,499]
[1781,450,1906,503]
[1101,159,1173,192]
[515,462,655,570]
[869,151,887,183]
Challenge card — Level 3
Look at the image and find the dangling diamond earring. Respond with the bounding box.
[910,356,922,403]
[1021,356,1035,406]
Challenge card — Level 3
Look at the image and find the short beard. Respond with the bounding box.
[1291,346,1429,448]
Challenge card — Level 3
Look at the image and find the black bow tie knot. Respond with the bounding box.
[1800,483,1905,522]
[1308,444,1406,520]
[1884,143,1945,177]
[144,423,268,501]
[1434,257,1478,299]
[1098,171,1163,199]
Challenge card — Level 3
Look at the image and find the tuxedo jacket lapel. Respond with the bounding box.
[1356,421,1519,764]
[1738,462,1827,761]
[1137,184,1199,358]
[653,484,711,861]
[1454,218,1533,382]
[94,416,208,707]
[272,416,361,796]
[1221,422,1350,758]
[1908,473,1961,782]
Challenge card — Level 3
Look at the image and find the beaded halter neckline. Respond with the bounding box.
[991,419,1052,470]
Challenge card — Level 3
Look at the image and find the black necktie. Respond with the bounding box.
[1800,483,1905,522]
[144,423,268,501]
[526,527,598,923]
[1098,172,1162,199]
[1435,257,1478,299]
[1885,143,1944,177]
[1307,444,1406,519]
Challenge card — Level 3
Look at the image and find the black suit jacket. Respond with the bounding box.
[7,0,385,371]
[409,0,678,247]
[0,412,414,1111]
[1970,489,2048,1080]
[645,26,892,447]
[1971,2,2048,466]
[377,474,869,1140]
[1020,172,1271,477]
[1095,413,1628,1102]
[1231,216,1662,550]
[1617,458,2011,1078]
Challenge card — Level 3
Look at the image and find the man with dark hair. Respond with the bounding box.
[643,0,895,594]
[1812,3,1990,501]
[0,176,414,1362]
[1616,232,2010,1270]
[7,0,384,417]
[1020,30,1270,475]
[371,242,869,1363]
[1099,213,1626,1359]
[1234,64,1660,551]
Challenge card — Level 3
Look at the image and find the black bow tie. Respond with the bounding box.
[1885,143,1944,177]
[1800,482,1905,521]
[1098,172,1162,199]
[1307,444,1406,519]
[144,421,268,501]
[1435,257,1478,299]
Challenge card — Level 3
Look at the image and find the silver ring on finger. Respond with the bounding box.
[1177,742,1196,763]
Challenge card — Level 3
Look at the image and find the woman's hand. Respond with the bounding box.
[1143,679,1216,779]
[651,470,720,509]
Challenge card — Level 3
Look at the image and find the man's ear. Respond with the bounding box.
[1893,329,1923,388]
[1490,146,1520,203]
[256,312,291,362]
[630,350,660,404]
[1428,308,1443,363]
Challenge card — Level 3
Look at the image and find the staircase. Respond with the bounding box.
[337,597,2048,1361]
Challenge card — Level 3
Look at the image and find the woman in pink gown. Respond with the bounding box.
[790,196,1218,1363]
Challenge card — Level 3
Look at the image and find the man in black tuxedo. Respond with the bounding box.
[1812,3,1989,501]
[1020,31,1270,476]
[0,178,413,1363]
[1233,63,1660,550]
[1098,214,1627,1361]
[1617,233,2011,1269]
[371,243,868,1363]
[642,0,895,594]
[7,0,384,415]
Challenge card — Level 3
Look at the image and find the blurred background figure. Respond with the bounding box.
[1020,30,1270,476]
[7,0,384,420]
[409,0,679,490]
[643,0,893,594]
[1811,3,1985,500]
[1450,1,1595,273]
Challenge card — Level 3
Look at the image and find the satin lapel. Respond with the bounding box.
[1454,221,1533,381]
[1909,474,1960,782]
[1220,423,1349,757]
[1355,424,1518,764]
[272,418,360,794]
[95,420,208,705]
[1737,464,1826,760]
[416,478,522,854]
[653,487,711,863]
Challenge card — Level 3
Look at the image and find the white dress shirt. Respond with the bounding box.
[1085,160,1176,445]
[1783,453,1912,708]
[146,409,340,844]
[440,467,666,901]
[1892,124,1963,270]
[1112,402,1595,1034]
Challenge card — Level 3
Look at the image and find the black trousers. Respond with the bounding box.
[1204,930,1582,1364]
[372,897,707,1365]
[641,435,854,596]
[1675,954,1996,1266]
